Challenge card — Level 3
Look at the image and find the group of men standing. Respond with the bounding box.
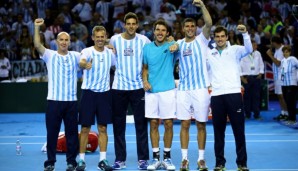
[34,0,253,171]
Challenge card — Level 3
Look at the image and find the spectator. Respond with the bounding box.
[95,0,112,25]
[17,25,32,49]
[36,0,52,19]
[0,15,12,38]
[70,16,89,45]
[147,0,162,18]
[277,0,292,22]
[69,32,86,52]
[139,21,153,41]
[40,23,55,46]
[19,37,35,60]
[180,0,200,18]
[57,5,73,25]
[19,0,34,23]
[0,49,11,81]
[113,13,125,35]
[111,0,127,20]
[228,30,240,45]
[196,17,205,35]
[71,0,93,26]
[44,9,54,27]
[48,17,63,37]
[240,40,265,120]
[155,4,176,28]
[266,36,288,120]
[0,31,17,60]
[11,13,27,40]
[279,45,298,126]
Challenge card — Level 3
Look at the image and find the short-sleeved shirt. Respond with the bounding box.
[176,33,210,91]
[143,41,176,93]
[273,45,284,80]
[281,56,298,86]
[110,33,150,90]
[41,49,80,101]
[80,46,116,92]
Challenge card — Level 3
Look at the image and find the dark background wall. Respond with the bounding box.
[0,82,82,113]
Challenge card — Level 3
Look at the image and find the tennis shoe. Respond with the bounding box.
[147,159,161,170]
[180,159,189,171]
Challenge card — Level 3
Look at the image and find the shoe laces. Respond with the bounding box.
[138,160,148,166]
[163,158,173,165]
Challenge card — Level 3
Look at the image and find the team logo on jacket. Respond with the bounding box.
[183,47,192,56]
[124,47,134,56]
[211,51,218,56]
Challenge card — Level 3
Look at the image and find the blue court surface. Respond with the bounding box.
[0,101,297,171]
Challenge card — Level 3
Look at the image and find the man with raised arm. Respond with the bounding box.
[34,18,80,171]
[175,0,212,170]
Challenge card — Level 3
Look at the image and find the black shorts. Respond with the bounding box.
[79,89,112,125]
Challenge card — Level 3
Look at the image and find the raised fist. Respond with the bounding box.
[35,18,44,26]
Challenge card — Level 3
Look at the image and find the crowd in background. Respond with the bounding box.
[0,0,297,63]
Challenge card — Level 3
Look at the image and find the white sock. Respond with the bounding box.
[152,148,159,152]
[181,149,188,160]
[99,152,106,161]
[164,148,171,152]
[281,110,285,115]
[198,149,205,161]
[284,111,289,115]
[79,153,85,160]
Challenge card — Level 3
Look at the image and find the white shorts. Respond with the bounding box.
[145,89,176,119]
[176,88,210,122]
[274,80,282,95]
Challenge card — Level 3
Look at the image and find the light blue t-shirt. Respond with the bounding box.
[143,41,176,93]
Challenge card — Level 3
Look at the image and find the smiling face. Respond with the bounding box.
[154,24,168,44]
[92,30,106,51]
[124,18,139,37]
[183,21,196,40]
[214,30,228,50]
[56,32,70,52]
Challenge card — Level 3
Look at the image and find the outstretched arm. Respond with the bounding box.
[193,0,212,39]
[34,18,46,56]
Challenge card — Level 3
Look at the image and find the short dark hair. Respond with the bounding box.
[282,45,291,52]
[214,26,228,36]
[182,18,196,27]
[271,36,282,44]
[124,12,138,24]
[153,19,169,32]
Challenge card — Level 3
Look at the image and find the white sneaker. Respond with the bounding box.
[147,159,161,170]
[162,158,175,170]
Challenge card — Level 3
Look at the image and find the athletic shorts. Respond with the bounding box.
[274,80,282,95]
[176,88,210,122]
[79,90,112,125]
[145,89,176,119]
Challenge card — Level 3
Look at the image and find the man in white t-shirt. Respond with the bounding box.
[34,18,80,171]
